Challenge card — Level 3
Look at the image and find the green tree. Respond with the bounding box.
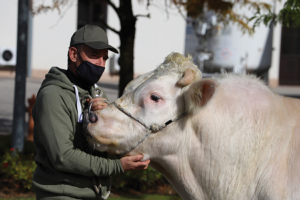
[250,0,300,30]
[33,0,271,96]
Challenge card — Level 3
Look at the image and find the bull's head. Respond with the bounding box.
[83,52,217,160]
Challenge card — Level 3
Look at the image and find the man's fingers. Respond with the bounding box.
[135,160,150,167]
[120,155,150,172]
[92,104,108,111]
[130,154,144,162]
[91,101,108,111]
[133,162,150,170]
[92,106,103,111]
[92,97,109,103]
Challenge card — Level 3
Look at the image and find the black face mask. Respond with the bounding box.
[76,60,105,86]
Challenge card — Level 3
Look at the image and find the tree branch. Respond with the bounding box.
[165,0,169,19]
[103,0,120,18]
[174,2,187,21]
[99,18,120,35]
[135,13,151,18]
[49,0,75,29]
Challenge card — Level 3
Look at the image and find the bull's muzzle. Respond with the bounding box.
[82,102,98,138]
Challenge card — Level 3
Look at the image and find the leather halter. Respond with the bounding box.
[111,102,186,133]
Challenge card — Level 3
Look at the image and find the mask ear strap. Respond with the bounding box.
[77,48,83,63]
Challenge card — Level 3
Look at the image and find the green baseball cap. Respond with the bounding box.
[70,24,119,53]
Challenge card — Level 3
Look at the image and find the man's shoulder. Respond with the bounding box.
[38,84,74,103]
[39,84,65,95]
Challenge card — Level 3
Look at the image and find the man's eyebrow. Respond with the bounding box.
[92,50,100,54]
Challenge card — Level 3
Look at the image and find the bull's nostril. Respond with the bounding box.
[89,114,98,123]
[87,101,98,123]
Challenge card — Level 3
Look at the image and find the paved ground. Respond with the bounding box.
[0,77,118,135]
[1,76,300,136]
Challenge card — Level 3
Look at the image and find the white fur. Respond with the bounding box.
[87,53,300,200]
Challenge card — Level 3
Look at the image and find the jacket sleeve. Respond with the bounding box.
[34,86,124,177]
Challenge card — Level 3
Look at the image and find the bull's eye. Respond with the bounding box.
[150,94,160,102]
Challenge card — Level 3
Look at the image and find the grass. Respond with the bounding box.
[0,194,182,200]
[110,194,182,200]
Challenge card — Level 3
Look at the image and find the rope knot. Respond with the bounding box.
[149,124,163,132]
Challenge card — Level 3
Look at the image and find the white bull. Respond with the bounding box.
[85,52,300,200]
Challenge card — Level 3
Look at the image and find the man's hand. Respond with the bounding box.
[120,155,150,172]
[87,97,108,111]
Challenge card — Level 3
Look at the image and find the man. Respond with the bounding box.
[32,25,150,200]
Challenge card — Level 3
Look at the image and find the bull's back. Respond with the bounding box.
[282,97,300,198]
[266,96,300,199]
[211,76,300,199]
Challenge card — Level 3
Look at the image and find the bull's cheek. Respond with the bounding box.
[87,122,119,147]
[91,108,153,154]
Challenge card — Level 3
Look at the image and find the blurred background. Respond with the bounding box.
[0,0,299,199]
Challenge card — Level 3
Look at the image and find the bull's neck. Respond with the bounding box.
[150,155,204,200]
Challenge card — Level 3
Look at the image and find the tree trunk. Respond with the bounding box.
[118,0,136,97]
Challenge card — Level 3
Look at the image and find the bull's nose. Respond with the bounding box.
[89,111,98,123]
[88,101,98,123]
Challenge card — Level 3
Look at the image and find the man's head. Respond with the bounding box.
[70,24,118,53]
[68,25,118,85]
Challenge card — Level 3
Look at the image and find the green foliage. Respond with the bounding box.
[0,136,171,194]
[0,149,36,190]
[113,166,167,192]
[250,0,300,30]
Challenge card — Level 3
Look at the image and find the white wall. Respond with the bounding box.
[31,0,77,70]
[0,0,77,71]
[106,0,186,74]
[269,0,286,87]
[0,0,18,49]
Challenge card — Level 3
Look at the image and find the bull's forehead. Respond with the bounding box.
[124,71,155,95]
[132,73,181,101]
[117,72,181,107]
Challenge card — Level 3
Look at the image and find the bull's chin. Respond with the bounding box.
[86,138,109,152]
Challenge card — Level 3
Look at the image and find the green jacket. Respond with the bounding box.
[32,67,124,200]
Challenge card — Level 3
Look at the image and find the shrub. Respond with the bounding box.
[0,148,36,190]
[112,166,174,194]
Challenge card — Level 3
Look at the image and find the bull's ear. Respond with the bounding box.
[188,78,217,107]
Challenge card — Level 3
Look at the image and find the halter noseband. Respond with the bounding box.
[112,102,186,133]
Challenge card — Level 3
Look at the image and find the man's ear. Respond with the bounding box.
[187,78,217,108]
[69,47,78,63]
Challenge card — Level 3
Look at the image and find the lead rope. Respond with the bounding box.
[92,159,111,200]
[73,84,111,199]
[92,84,111,199]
